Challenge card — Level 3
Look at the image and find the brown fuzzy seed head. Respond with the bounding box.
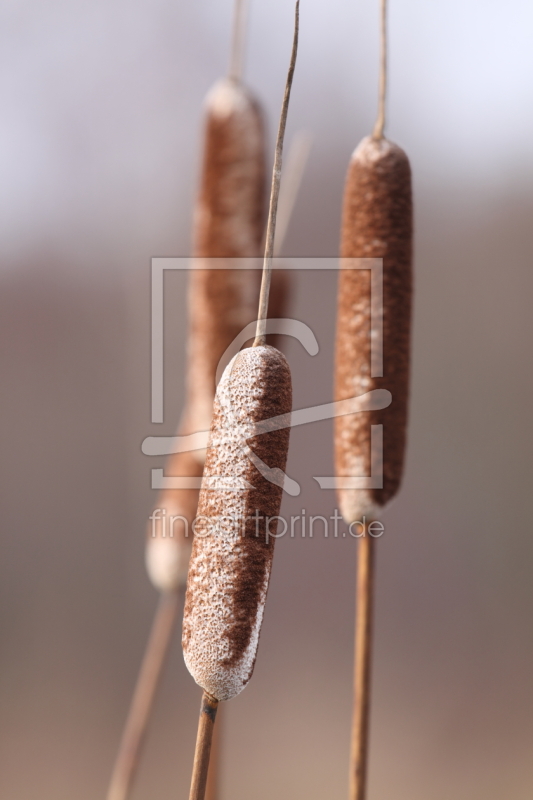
[147,83,268,590]
[194,78,265,259]
[182,346,292,701]
[335,136,413,523]
[184,78,266,440]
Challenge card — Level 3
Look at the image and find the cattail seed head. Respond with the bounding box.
[335,135,413,523]
[194,77,265,259]
[183,77,266,449]
[182,345,291,701]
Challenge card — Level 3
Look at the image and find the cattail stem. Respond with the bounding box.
[189,692,220,800]
[254,0,299,347]
[228,0,249,82]
[350,533,376,800]
[106,592,180,800]
[372,0,387,140]
[204,701,223,800]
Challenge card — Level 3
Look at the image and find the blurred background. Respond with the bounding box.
[1,0,533,798]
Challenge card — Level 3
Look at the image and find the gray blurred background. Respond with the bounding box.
[1,1,533,798]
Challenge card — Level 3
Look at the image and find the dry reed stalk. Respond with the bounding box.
[254,5,299,347]
[184,5,299,797]
[349,534,375,800]
[106,593,180,800]
[106,451,202,800]
[204,697,223,800]
[334,1,413,798]
[189,692,219,800]
[266,130,312,347]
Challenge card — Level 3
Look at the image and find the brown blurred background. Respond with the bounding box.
[1,1,533,798]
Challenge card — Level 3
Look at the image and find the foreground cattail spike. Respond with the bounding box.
[182,344,292,700]
[334,2,413,800]
[184,4,299,797]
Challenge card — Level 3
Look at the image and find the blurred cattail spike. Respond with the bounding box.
[183,29,266,456]
[334,1,413,798]
[184,5,299,799]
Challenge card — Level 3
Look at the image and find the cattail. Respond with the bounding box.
[184,5,299,797]
[182,76,266,449]
[334,3,413,800]
[334,135,412,522]
[266,130,312,347]
[182,345,292,700]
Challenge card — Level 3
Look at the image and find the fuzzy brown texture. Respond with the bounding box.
[182,346,292,700]
[335,136,412,523]
[183,78,266,444]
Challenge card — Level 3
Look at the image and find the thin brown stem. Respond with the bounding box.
[106,592,179,800]
[349,533,376,800]
[228,0,248,82]
[372,0,387,140]
[189,692,220,800]
[254,0,299,347]
[204,699,223,800]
